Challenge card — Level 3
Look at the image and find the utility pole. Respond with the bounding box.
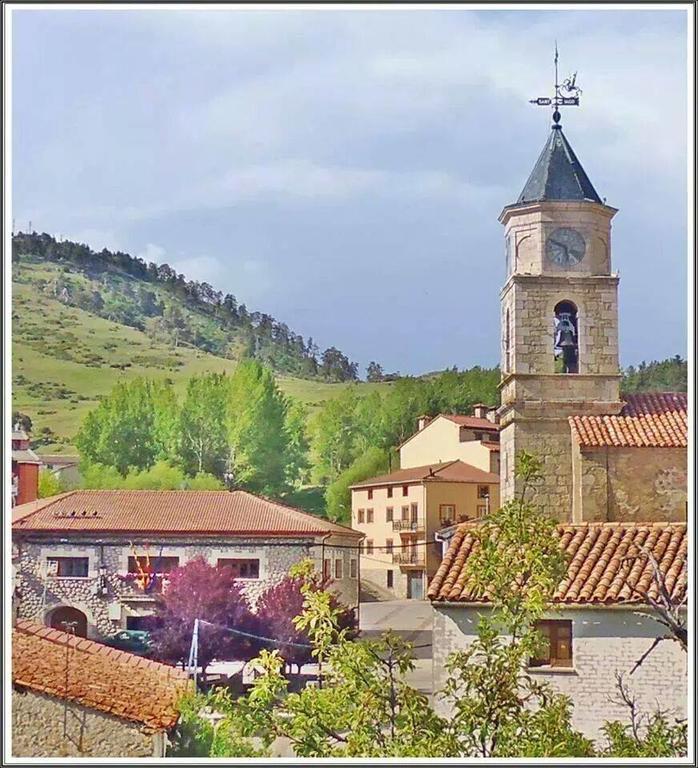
[187,618,200,691]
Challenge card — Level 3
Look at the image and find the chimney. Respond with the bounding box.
[417,415,432,431]
[486,407,499,424]
[472,403,488,419]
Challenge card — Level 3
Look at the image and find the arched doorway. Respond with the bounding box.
[48,606,88,637]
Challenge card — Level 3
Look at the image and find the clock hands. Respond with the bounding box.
[549,239,569,264]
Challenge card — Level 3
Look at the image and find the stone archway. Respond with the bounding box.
[47,605,88,637]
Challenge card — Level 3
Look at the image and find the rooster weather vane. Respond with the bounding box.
[529,43,583,126]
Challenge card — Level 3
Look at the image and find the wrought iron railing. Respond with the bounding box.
[392,519,425,532]
[392,551,424,566]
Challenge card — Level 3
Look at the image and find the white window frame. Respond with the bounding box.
[40,546,96,579]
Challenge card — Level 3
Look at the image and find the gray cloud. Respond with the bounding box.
[11,7,688,373]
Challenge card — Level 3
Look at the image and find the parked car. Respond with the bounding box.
[104,629,152,655]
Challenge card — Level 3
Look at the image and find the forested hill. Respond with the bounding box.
[622,356,687,393]
[11,232,359,382]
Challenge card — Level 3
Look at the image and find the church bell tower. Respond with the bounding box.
[498,57,623,519]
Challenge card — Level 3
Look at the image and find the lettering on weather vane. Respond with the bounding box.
[529,43,583,126]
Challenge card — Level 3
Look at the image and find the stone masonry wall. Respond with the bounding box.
[574,446,687,523]
[14,536,359,640]
[505,275,620,378]
[432,605,687,741]
[499,417,575,520]
[12,688,157,757]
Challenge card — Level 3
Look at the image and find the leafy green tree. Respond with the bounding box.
[178,373,230,477]
[283,399,310,489]
[324,447,389,523]
[366,361,384,382]
[38,469,65,498]
[80,460,223,490]
[438,451,592,757]
[12,411,33,433]
[228,361,289,496]
[186,472,225,490]
[79,461,127,488]
[622,356,687,393]
[75,378,176,475]
[310,387,361,483]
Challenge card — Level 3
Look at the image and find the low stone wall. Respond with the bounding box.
[12,688,157,757]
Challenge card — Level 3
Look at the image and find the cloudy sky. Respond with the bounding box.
[12,6,688,375]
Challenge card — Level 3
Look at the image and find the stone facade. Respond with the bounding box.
[432,605,687,741]
[13,534,359,639]
[12,688,164,757]
[572,444,688,523]
[498,199,623,516]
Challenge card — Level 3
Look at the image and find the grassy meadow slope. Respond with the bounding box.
[12,260,389,453]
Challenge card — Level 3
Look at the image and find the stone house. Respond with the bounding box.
[428,521,687,740]
[39,453,82,487]
[12,489,362,639]
[12,618,189,757]
[350,461,499,600]
[399,407,500,475]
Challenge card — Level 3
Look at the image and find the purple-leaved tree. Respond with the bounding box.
[148,557,257,679]
[253,572,358,672]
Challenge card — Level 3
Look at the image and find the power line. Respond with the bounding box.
[193,619,433,652]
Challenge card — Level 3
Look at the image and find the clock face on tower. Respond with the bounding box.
[546,227,586,267]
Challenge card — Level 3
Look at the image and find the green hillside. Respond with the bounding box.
[12,257,389,453]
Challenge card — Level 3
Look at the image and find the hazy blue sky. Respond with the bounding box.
[12,7,688,375]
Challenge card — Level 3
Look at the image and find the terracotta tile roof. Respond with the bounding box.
[441,414,500,432]
[570,392,687,448]
[12,620,189,730]
[12,489,360,538]
[481,441,501,452]
[351,460,499,489]
[428,521,687,606]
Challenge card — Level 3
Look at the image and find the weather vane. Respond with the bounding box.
[529,43,582,127]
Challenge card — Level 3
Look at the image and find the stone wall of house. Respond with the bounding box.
[14,535,359,640]
[573,446,687,523]
[12,688,158,757]
[432,605,687,741]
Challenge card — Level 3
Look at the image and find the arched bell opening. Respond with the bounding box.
[554,300,579,374]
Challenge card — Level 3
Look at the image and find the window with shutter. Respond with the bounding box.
[529,620,573,668]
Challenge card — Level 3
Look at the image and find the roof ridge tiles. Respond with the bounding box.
[428,521,686,606]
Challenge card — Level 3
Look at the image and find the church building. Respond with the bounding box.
[429,91,687,740]
[497,115,686,521]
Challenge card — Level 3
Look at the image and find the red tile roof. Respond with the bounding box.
[351,460,499,489]
[441,414,500,431]
[12,620,189,730]
[428,521,687,606]
[12,489,360,537]
[570,392,687,448]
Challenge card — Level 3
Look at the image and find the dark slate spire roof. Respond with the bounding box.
[517,125,602,205]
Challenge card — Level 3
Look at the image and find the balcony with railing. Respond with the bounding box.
[392,518,425,533]
[392,550,425,567]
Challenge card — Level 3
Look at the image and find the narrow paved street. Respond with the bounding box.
[359,600,433,696]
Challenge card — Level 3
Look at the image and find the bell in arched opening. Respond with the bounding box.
[553,300,579,374]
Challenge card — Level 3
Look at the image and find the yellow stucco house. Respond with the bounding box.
[351,408,500,599]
